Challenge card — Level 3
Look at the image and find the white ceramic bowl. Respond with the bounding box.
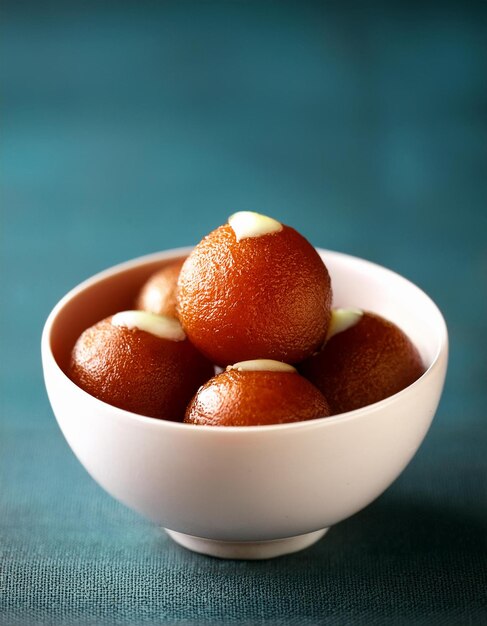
[41,248,448,559]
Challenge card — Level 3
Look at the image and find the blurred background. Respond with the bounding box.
[3,0,486,447]
[1,1,486,623]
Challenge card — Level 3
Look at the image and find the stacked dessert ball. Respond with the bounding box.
[69,211,425,425]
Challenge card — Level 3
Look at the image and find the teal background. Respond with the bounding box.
[1,1,486,624]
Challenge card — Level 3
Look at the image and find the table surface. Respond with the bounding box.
[2,1,486,624]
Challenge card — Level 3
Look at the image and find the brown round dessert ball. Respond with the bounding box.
[136,258,186,319]
[69,311,214,421]
[299,310,425,415]
[184,360,331,426]
[177,212,332,366]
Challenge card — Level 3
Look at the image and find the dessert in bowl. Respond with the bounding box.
[41,216,448,559]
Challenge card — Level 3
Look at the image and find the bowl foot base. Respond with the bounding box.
[165,527,329,560]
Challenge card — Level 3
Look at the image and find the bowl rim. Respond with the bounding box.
[41,246,449,434]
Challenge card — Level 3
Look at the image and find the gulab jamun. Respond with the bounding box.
[177,211,332,366]
[69,310,214,420]
[184,359,331,426]
[136,258,186,319]
[299,309,425,414]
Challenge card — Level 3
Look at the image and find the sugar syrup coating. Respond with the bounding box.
[69,315,214,420]
[177,223,332,366]
[299,311,425,414]
[136,258,186,319]
[184,369,331,426]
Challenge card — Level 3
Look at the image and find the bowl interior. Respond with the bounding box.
[49,251,190,375]
[48,248,445,386]
[328,252,444,370]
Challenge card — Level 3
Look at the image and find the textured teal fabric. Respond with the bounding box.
[1,1,486,624]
